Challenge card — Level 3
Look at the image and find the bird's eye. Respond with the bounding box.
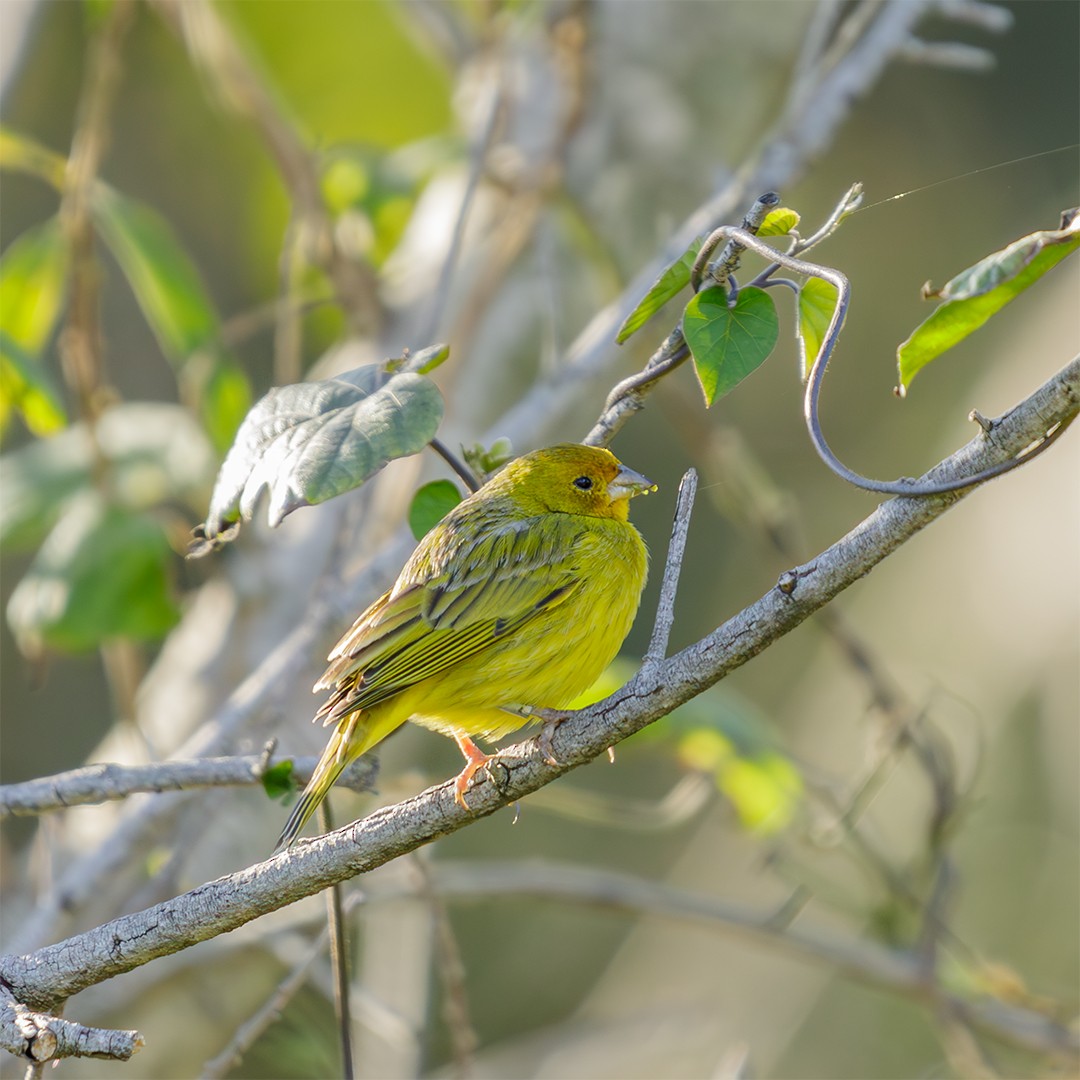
[573,475,593,491]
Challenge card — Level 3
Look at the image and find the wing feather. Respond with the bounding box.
[316,513,586,723]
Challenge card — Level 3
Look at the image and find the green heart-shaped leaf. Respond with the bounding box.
[683,286,779,406]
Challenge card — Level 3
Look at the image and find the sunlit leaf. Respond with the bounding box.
[322,156,371,212]
[0,335,67,438]
[200,359,252,455]
[797,277,839,380]
[615,237,702,344]
[0,126,67,189]
[93,187,220,363]
[1,402,216,551]
[6,493,180,656]
[716,754,802,834]
[897,209,1080,394]
[671,704,802,833]
[676,727,734,772]
[408,342,449,374]
[408,479,462,540]
[0,216,70,436]
[191,364,444,554]
[0,216,69,353]
[684,286,779,406]
[758,207,800,237]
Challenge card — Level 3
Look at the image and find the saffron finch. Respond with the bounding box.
[275,443,655,851]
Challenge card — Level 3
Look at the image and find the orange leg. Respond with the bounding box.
[453,734,494,810]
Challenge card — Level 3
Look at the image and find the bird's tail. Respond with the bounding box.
[273,711,371,853]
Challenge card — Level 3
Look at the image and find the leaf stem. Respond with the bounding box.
[430,438,482,493]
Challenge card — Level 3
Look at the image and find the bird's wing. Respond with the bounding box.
[316,516,584,721]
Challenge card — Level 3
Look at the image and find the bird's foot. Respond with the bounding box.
[531,707,572,766]
[452,734,495,810]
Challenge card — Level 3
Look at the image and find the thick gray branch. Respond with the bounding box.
[2,357,1075,1057]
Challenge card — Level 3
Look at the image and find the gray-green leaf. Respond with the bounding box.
[193,364,444,552]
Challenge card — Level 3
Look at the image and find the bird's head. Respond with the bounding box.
[494,444,656,521]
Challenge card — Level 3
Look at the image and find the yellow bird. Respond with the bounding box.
[275,443,655,851]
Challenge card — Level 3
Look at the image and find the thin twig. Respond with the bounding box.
[0,755,378,818]
[643,468,698,668]
[273,213,305,384]
[416,71,506,347]
[318,803,354,1080]
[410,855,478,1079]
[199,891,368,1079]
[57,0,134,426]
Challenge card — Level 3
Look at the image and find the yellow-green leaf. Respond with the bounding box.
[797,277,839,380]
[0,126,67,189]
[0,217,69,355]
[200,359,252,455]
[616,238,702,344]
[758,207,800,237]
[717,754,802,834]
[897,209,1080,394]
[0,337,67,438]
[0,217,70,437]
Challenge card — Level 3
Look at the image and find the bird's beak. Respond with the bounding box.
[609,464,657,502]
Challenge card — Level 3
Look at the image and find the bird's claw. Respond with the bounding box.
[533,707,569,766]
